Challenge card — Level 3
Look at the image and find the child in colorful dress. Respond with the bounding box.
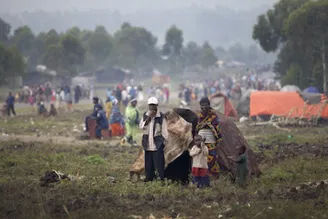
[189,135,210,188]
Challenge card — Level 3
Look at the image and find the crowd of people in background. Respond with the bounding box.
[147,84,170,104]
[179,71,281,106]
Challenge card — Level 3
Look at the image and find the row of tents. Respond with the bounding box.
[207,84,328,120]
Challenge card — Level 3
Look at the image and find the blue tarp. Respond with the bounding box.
[304,86,320,94]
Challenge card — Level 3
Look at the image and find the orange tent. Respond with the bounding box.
[250,91,328,118]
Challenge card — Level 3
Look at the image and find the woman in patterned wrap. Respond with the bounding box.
[196,97,223,177]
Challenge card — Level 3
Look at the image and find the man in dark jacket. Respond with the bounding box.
[74,85,81,104]
[139,97,168,182]
[45,84,52,102]
[95,104,109,138]
[115,86,122,104]
[6,92,16,116]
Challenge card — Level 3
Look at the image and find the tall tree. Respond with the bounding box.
[87,26,113,69]
[285,0,328,92]
[252,0,312,89]
[11,26,35,56]
[0,44,25,85]
[60,34,85,77]
[45,29,60,47]
[113,23,157,70]
[66,26,82,39]
[0,17,11,43]
[10,26,37,70]
[163,25,183,56]
[43,44,63,73]
[252,0,309,52]
[200,42,217,68]
[183,41,201,66]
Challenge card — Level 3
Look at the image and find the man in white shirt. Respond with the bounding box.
[139,97,168,182]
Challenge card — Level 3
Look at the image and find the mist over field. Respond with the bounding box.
[1,0,278,45]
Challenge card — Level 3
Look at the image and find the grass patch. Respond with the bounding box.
[1,136,328,218]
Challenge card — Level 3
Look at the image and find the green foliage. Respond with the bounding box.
[253,0,309,52]
[43,44,63,72]
[284,0,328,92]
[0,43,26,86]
[11,26,35,56]
[0,13,275,81]
[200,42,217,68]
[0,17,11,43]
[112,23,158,70]
[87,26,113,68]
[87,155,105,165]
[254,0,328,91]
[45,29,60,46]
[163,25,183,56]
[281,64,303,87]
[60,33,85,77]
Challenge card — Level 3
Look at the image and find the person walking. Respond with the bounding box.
[6,92,16,116]
[124,99,139,145]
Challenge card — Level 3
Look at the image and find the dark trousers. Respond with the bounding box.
[144,148,165,181]
[7,104,16,116]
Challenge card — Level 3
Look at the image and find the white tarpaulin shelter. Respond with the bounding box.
[281,85,301,92]
[36,65,57,76]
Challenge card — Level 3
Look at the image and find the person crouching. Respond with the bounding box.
[48,103,58,117]
[139,97,168,182]
[95,104,109,139]
[189,135,210,188]
[38,101,47,116]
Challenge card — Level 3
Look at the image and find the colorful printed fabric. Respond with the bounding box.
[205,143,221,176]
[109,104,125,126]
[196,109,223,177]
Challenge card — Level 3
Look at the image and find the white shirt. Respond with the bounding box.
[189,143,209,169]
[139,110,168,151]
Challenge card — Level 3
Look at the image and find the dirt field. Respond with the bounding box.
[0,108,328,219]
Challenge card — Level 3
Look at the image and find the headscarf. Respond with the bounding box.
[199,97,210,105]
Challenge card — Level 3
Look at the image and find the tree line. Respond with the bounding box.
[0,16,272,86]
[253,0,328,92]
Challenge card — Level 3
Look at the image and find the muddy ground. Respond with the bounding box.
[0,109,328,219]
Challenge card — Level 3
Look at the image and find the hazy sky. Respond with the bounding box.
[2,0,278,13]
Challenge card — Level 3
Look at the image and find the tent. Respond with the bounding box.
[250,91,328,118]
[281,85,301,92]
[95,67,131,83]
[236,89,255,117]
[152,70,170,85]
[304,86,320,94]
[209,92,238,119]
[129,108,260,183]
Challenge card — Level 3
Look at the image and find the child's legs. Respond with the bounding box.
[200,175,210,187]
[192,176,201,188]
